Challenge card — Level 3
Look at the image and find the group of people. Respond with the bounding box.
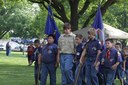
[27,22,128,85]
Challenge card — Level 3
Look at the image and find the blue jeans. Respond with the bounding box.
[60,54,74,85]
[116,66,124,79]
[102,67,116,85]
[85,59,99,85]
[40,63,56,85]
[6,49,11,56]
[75,63,85,85]
[125,68,128,85]
[34,63,40,85]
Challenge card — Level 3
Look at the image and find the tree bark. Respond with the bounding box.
[69,0,79,31]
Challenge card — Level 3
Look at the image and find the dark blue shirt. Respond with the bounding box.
[33,46,42,62]
[41,43,58,64]
[85,38,101,60]
[117,51,124,69]
[125,58,128,69]
[98,47,122,68]
[75,43,83,60]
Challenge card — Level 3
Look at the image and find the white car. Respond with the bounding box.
[0,44,5,50]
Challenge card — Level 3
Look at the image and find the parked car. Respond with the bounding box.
[12,46,22,52]
[0,44,5,50]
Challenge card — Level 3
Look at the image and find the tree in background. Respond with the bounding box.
[0,0,43,39]
[0,0,128,40]
[29,0,119,31]
[104,1,128,47]
[104,1,128,32]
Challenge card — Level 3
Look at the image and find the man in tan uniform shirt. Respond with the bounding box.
[58,22,76,85]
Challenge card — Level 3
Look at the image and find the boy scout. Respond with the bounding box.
[97,39,121,85]
[58,23,76,85]
[74,34,85,85]
[33,39,42,85]
[114,42,124,85]
[27,43,34,66]
[123,46,128,85]
[80,28,101,85]
[39,34,58,85]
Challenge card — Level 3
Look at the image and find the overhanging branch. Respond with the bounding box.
[82,0,117,28]
[78,0,90,17]
[42,0,69,22]
[28,0,43,4]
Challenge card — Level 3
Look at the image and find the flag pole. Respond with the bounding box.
[99,0,101,5]
[49,0,52,5]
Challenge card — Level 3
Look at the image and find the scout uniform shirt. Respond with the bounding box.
[74,43,83,62]
[33,47,42,63]
[117,51,124,70]
[85,38,101,61]
[41,43,58,64]
[58,32,76,54]
[98,47,122,69]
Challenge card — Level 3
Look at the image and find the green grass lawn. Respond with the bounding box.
[0,51,61,85]
[0,51,121,85]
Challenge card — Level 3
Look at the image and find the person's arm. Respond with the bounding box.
[111,51,120,70]
[80,48,86,65]
[57,48,60,62]
[55,46,59,68]
[111,62,119,70]
[123,60,126,71]
[94,50,101,67]
[95,61,100,71]
[94,41,102,67]
[38,53,42,65]
[38,47,42,65]
[95,52,102,70]
[57,36,61,65]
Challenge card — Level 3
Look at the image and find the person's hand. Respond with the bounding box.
[55,62,59,68]
[95,66,99,71]
[79,60,83,65]
[38,61,41,65]
[93,61,97,67]
[111,64,118,70]
[55,57,60,68]
[94,61,100,71]
[123,67,125,71]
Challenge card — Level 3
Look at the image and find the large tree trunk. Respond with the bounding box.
[69,0,79,31]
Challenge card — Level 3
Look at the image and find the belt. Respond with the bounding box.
[103,66,111,70]
[87,57,96,62]
[60,53,74,55]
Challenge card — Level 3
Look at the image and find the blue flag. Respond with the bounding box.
[92,5,105,46]
[44,5,60,44]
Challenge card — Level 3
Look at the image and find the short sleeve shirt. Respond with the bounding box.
[33,47,42,62]
[41,43,58,63]
[85,38,101,58]
[58,32,76,54]
[98,48,122,68]
[76,43,83,59]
